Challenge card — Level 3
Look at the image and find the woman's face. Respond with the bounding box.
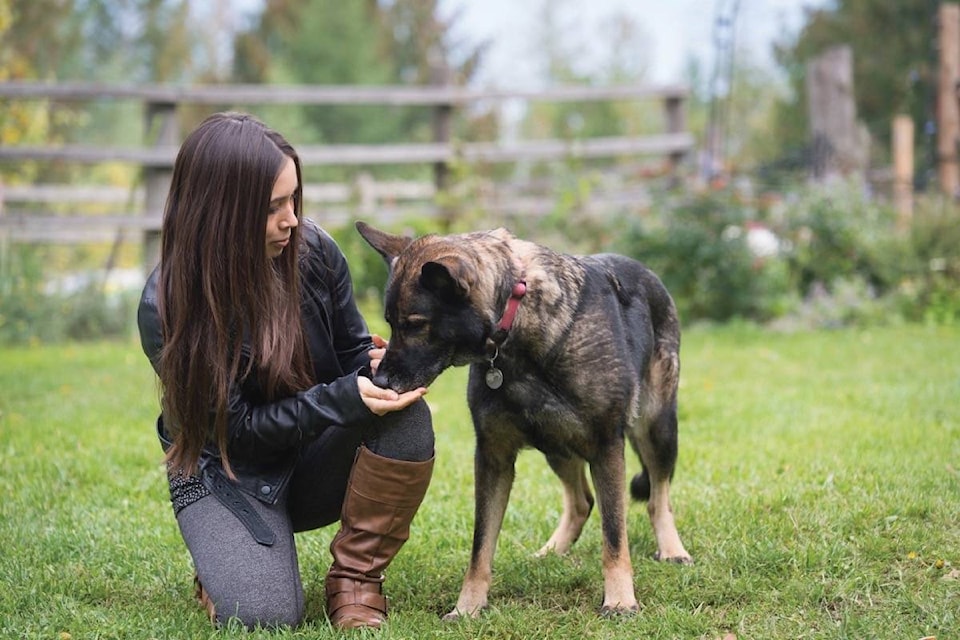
[265,156,299,259]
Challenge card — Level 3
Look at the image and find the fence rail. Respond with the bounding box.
[0,80,692,266]
[0,133,693,167]
[0,178,438,242]
[0,80,689,105]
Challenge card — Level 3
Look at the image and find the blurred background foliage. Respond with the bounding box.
[0,0,958,344]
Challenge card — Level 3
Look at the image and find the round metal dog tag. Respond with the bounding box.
[485,367,504,389]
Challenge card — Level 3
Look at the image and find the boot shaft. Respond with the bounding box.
[329,446,434,578]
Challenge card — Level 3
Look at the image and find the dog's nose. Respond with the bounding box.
[372,370,390,389]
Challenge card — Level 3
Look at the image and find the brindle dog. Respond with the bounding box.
[356,220,692,619]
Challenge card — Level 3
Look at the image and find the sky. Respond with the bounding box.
[439,0,830,87]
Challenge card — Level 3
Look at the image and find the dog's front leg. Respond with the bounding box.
[589,443,639,615]
[443,446,516,620]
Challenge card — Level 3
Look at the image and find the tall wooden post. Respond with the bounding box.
[806,45,867,182]
[892,115,914,232]
[430,57,454,229]
[431,69,453,189]
[937,3,960,198]
[143,101,177,273]
[664,94,686,186]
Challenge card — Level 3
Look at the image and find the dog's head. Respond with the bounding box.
[356,221,503,392]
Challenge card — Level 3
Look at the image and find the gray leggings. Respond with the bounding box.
[176,399,433,629]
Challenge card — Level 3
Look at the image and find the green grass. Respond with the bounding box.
[1,325,958,639]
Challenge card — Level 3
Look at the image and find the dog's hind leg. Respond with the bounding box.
[536,455,594,557]
[628,406,692,564]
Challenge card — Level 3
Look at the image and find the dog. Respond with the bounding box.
[356,220,692,618]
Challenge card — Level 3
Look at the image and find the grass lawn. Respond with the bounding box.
[1,324,957,639]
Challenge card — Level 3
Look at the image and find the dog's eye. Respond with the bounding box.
[401,315,429,333]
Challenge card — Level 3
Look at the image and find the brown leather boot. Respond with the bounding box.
[325,446,434,630]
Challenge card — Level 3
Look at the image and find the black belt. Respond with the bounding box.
[202,466,277,546]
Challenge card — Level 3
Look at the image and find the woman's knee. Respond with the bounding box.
[403,397,434,435]
[211,587,304,630]
[177,496,304,629]
[365,397,434,461]
[198,558,305,629]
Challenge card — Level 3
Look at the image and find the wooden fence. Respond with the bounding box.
[0,81,692,269]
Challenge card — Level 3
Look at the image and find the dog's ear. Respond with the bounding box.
[356,221,413,268]
[421,258,471,303]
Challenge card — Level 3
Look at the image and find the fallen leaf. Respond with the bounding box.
[942,569,960,581]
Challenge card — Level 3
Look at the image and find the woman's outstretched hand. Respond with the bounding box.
[357,375,426,416]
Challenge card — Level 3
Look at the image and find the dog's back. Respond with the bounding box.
[509,248,680,416]
[579,252,680,369]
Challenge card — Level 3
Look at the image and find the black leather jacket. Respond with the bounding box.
[137,220,375,506]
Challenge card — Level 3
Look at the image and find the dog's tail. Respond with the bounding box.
[629,470,651,502]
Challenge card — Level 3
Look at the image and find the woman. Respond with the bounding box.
[137,112,434,630]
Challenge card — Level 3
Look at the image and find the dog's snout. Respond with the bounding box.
[372,369,391,389]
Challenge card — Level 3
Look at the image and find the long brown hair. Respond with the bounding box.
[157,112,314,477]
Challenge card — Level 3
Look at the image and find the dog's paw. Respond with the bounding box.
[653,550,694,564]
[599,603,640,617]
[441,606,484,622]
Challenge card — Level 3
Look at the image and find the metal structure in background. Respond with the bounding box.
[704,0,740,183]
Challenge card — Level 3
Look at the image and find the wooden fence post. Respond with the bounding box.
[143,101,178,273]
[806,45,868,182]
[355,172,376,216]
[938,3,960,198]
[664,94,686,185]
[892,115,914,232]
[938,2,960,197]
[430,58,454,228]
[430,60,453,185]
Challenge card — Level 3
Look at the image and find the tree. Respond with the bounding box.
[378,0,491,142]
[1,0,214,152]
[519,0,655,143]
[232,0,488,178]
[3,0,204,83]
[0,0,89,182]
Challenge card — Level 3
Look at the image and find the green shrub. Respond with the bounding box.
[779,185,902,297]
[896,199,960,324]
[0,245,138,345]
[612,192,793,323]
[61,284,138,341]
[5,181,955,345]
[777,188,960,327]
